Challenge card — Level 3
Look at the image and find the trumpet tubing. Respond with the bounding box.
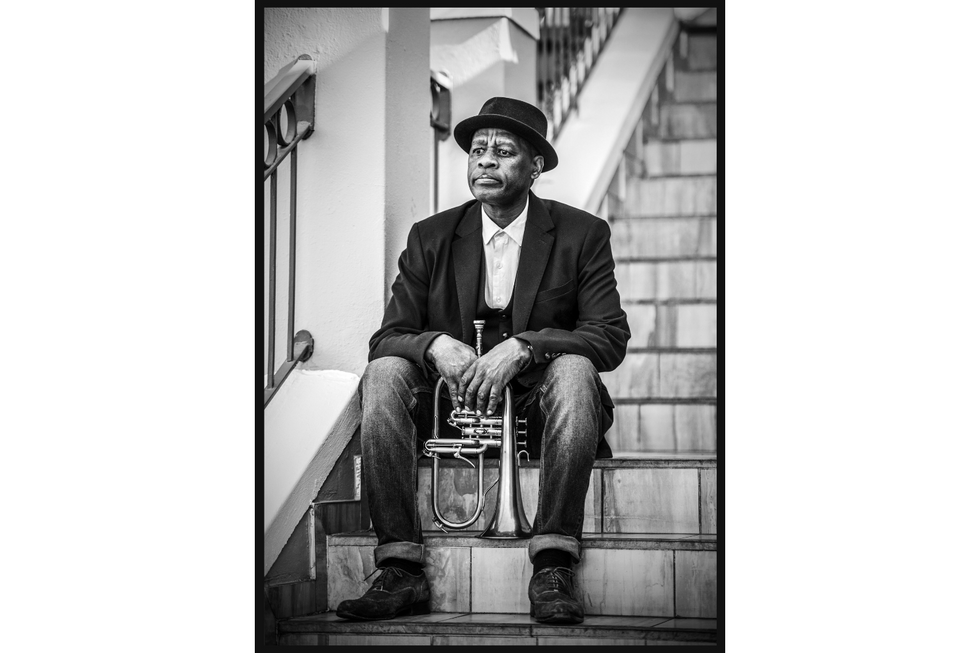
[422,320,532,539]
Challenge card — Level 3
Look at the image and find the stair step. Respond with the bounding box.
[611,215,716,259]
[643,139,717,175]
[684,33,717,71]
[617,259,716,302]
[601,352,717,399]
[621,301,716,348]
[415,456,715,536]
[626,175,716,217]
[658,103,716,139]
[278,612,717,645]
[605,403,717,454]
[673,71,717,102]
[324,531,716,618]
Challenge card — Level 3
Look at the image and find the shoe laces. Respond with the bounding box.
[542,566,575,593]
[363,566,406,591]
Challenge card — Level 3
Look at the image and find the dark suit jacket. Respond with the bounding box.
[368,191,631,454]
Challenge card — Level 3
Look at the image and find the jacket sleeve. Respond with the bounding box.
[368,223,449,370]
[514,218,630,373]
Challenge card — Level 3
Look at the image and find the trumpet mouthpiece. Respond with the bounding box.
[474,320,486,357]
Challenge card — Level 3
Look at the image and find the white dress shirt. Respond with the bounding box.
[481,199,528,309]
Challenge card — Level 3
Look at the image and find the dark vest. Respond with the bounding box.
[472,251,515,353]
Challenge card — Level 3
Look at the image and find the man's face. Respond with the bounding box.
[467,128,544,209]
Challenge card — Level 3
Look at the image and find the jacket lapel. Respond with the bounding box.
[452,201,483,346]
[513,192,554,334]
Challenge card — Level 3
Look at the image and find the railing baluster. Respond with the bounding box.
[548,8,556,119]
[287,147,298,362]
[263,55,317,407]
[268,167,278,388]
[536,7,623,141]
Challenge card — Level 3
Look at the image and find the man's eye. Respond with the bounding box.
[497,150,511,156]
[471,148,485,155]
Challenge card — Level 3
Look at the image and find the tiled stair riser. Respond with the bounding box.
[623,303,716,348]
[643,140,717,175]
[603,468,699,533]
[604,404,717,453]
[416,464,714,534]
[326,541,715,618]
[625,176,716,217]
[676,551,717,618]
[600,353,717,399]
[610,216,716,258]
[616,261,716,301]
[673,71,717,102]
[685,33,717,70]
[658,103,716,139]
[700,469,717,534]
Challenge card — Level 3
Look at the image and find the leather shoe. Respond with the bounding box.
[335,566,431,621]
[528,566,584,624]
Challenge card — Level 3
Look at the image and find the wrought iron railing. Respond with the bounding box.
[536,7,623,140]
[263,55,316,406]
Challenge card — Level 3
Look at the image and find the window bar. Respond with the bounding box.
[267,167,278,388]
[287,147,298,362]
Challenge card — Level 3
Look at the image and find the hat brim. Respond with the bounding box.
[453,114,559,172]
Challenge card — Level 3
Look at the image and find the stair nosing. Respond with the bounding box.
[326,530,717,552]
[417,455,716,469]
[623,347,716,354]
[610,216,716,225]
[610,397,717,404]
[278,612,717,642]
[616,256,716,263]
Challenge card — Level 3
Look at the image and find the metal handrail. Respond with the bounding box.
[536,7,623,140]
[264,55,317,406]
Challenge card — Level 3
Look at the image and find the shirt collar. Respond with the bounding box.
[481,198,529,247]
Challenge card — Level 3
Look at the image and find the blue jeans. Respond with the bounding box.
[359,354,604,568]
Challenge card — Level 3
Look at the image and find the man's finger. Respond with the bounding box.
[486,387,501,415]
[475,377,496,415]
[464,364,485,411]
[476,386,489,416]
[446,382,460,410]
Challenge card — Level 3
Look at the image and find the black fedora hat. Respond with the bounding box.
[453,97,559,172]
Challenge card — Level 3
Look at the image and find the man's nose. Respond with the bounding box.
[478,151,497,167]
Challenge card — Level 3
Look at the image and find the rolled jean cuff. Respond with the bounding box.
[374,541,426,567]
[528,534,582,564]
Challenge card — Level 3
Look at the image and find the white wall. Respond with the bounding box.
[263,369,359,533]
[430,10,539,212]
[264,8,431,375]
[263,8,431,572]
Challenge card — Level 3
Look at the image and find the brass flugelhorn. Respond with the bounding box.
[423,320,532,538]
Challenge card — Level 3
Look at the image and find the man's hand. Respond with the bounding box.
[425,335,478,411]
[461,338,531,416]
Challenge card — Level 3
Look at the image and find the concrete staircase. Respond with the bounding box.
[271,12,719,647]
[600,15,718,456]
[277,455,717,645]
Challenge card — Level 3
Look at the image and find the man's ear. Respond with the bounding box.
[532,155,544,177]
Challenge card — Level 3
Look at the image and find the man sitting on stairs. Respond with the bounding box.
[336,97,630,624]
